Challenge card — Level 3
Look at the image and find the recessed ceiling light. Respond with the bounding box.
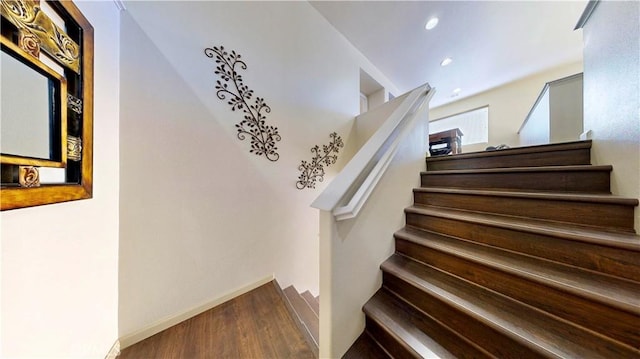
[440,57,453,66]
[451,88,462,97]
[425,17,439,30]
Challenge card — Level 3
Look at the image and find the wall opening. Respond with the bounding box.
[359,69,386,114]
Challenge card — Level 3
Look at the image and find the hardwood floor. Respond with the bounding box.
[119,281,315,359]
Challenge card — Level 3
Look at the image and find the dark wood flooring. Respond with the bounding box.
[119,281,315,359]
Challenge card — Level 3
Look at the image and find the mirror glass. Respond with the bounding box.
[1,50,55,160]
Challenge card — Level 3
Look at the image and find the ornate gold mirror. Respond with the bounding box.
[0,0,93,210]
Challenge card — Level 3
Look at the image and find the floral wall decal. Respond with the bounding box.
[204,46,281,161]
[297,132,344,190]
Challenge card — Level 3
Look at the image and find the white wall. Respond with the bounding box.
[355,92,410,148]
[1,1,121,357]
[582,0,640,231]
[367,88,387,111]
[118,0,399,342]
[320,104,429,358]
[549,75,584,143]
[519,90,551,146]
[519,74,584,146]
[430,61,583,153]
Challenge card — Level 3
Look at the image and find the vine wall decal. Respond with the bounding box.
[204,46,281,161]
[296,132,344,190]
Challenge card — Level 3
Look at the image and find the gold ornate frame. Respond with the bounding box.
[1,0,94,210]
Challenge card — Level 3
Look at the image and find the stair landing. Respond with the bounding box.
[118,281,315,358]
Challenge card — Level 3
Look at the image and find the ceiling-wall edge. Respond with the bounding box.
[113,0,126,12]
[575,0,600,29]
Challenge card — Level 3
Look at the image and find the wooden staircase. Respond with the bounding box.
[281,285,319,357]
[344,140,640,358]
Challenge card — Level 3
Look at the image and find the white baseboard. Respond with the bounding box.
[104,340,120,359]
[119,274,275,349]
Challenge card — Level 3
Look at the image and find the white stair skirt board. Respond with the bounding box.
[104,340,120,359]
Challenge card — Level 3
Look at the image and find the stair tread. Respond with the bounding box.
[425,141,592,171]
[364,290,456,359]
[413,188,636,233]
[421,164,613,175]
[406,205,640,250]
[414,187,639,205]
[396,227,640,314]
[342,332,392,359]
[426,140,591,163]
[382,254,639,359]
[283,286,319,347]
[349,140,640,358]
[301,291,319,317]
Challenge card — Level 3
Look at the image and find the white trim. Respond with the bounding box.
[575,0,600,30]
[580,130,592,140]
[113,0,126,12]
[104,340,120,359]
[119,274,275,349]
[332,98,425,220]
[311,83,433,220]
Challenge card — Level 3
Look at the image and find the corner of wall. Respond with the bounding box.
[581,0,640,232]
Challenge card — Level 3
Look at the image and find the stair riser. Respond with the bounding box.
[343,332,392,359]
[426,148,590,171]
[365,318,419,359]
[382,273,547,359]
[413,193,636,232]
[421,170,611,192]
[386,257,640,359]
[350,139,640,358]
[404,212,640,282]
[283,286,319,350]
[395,238,640,348]
[301,291,319,317]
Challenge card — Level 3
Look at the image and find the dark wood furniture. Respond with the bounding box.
[429,128,463,156]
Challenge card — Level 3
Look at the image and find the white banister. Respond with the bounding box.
[311,83,434,220]
[317,83,434,358]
